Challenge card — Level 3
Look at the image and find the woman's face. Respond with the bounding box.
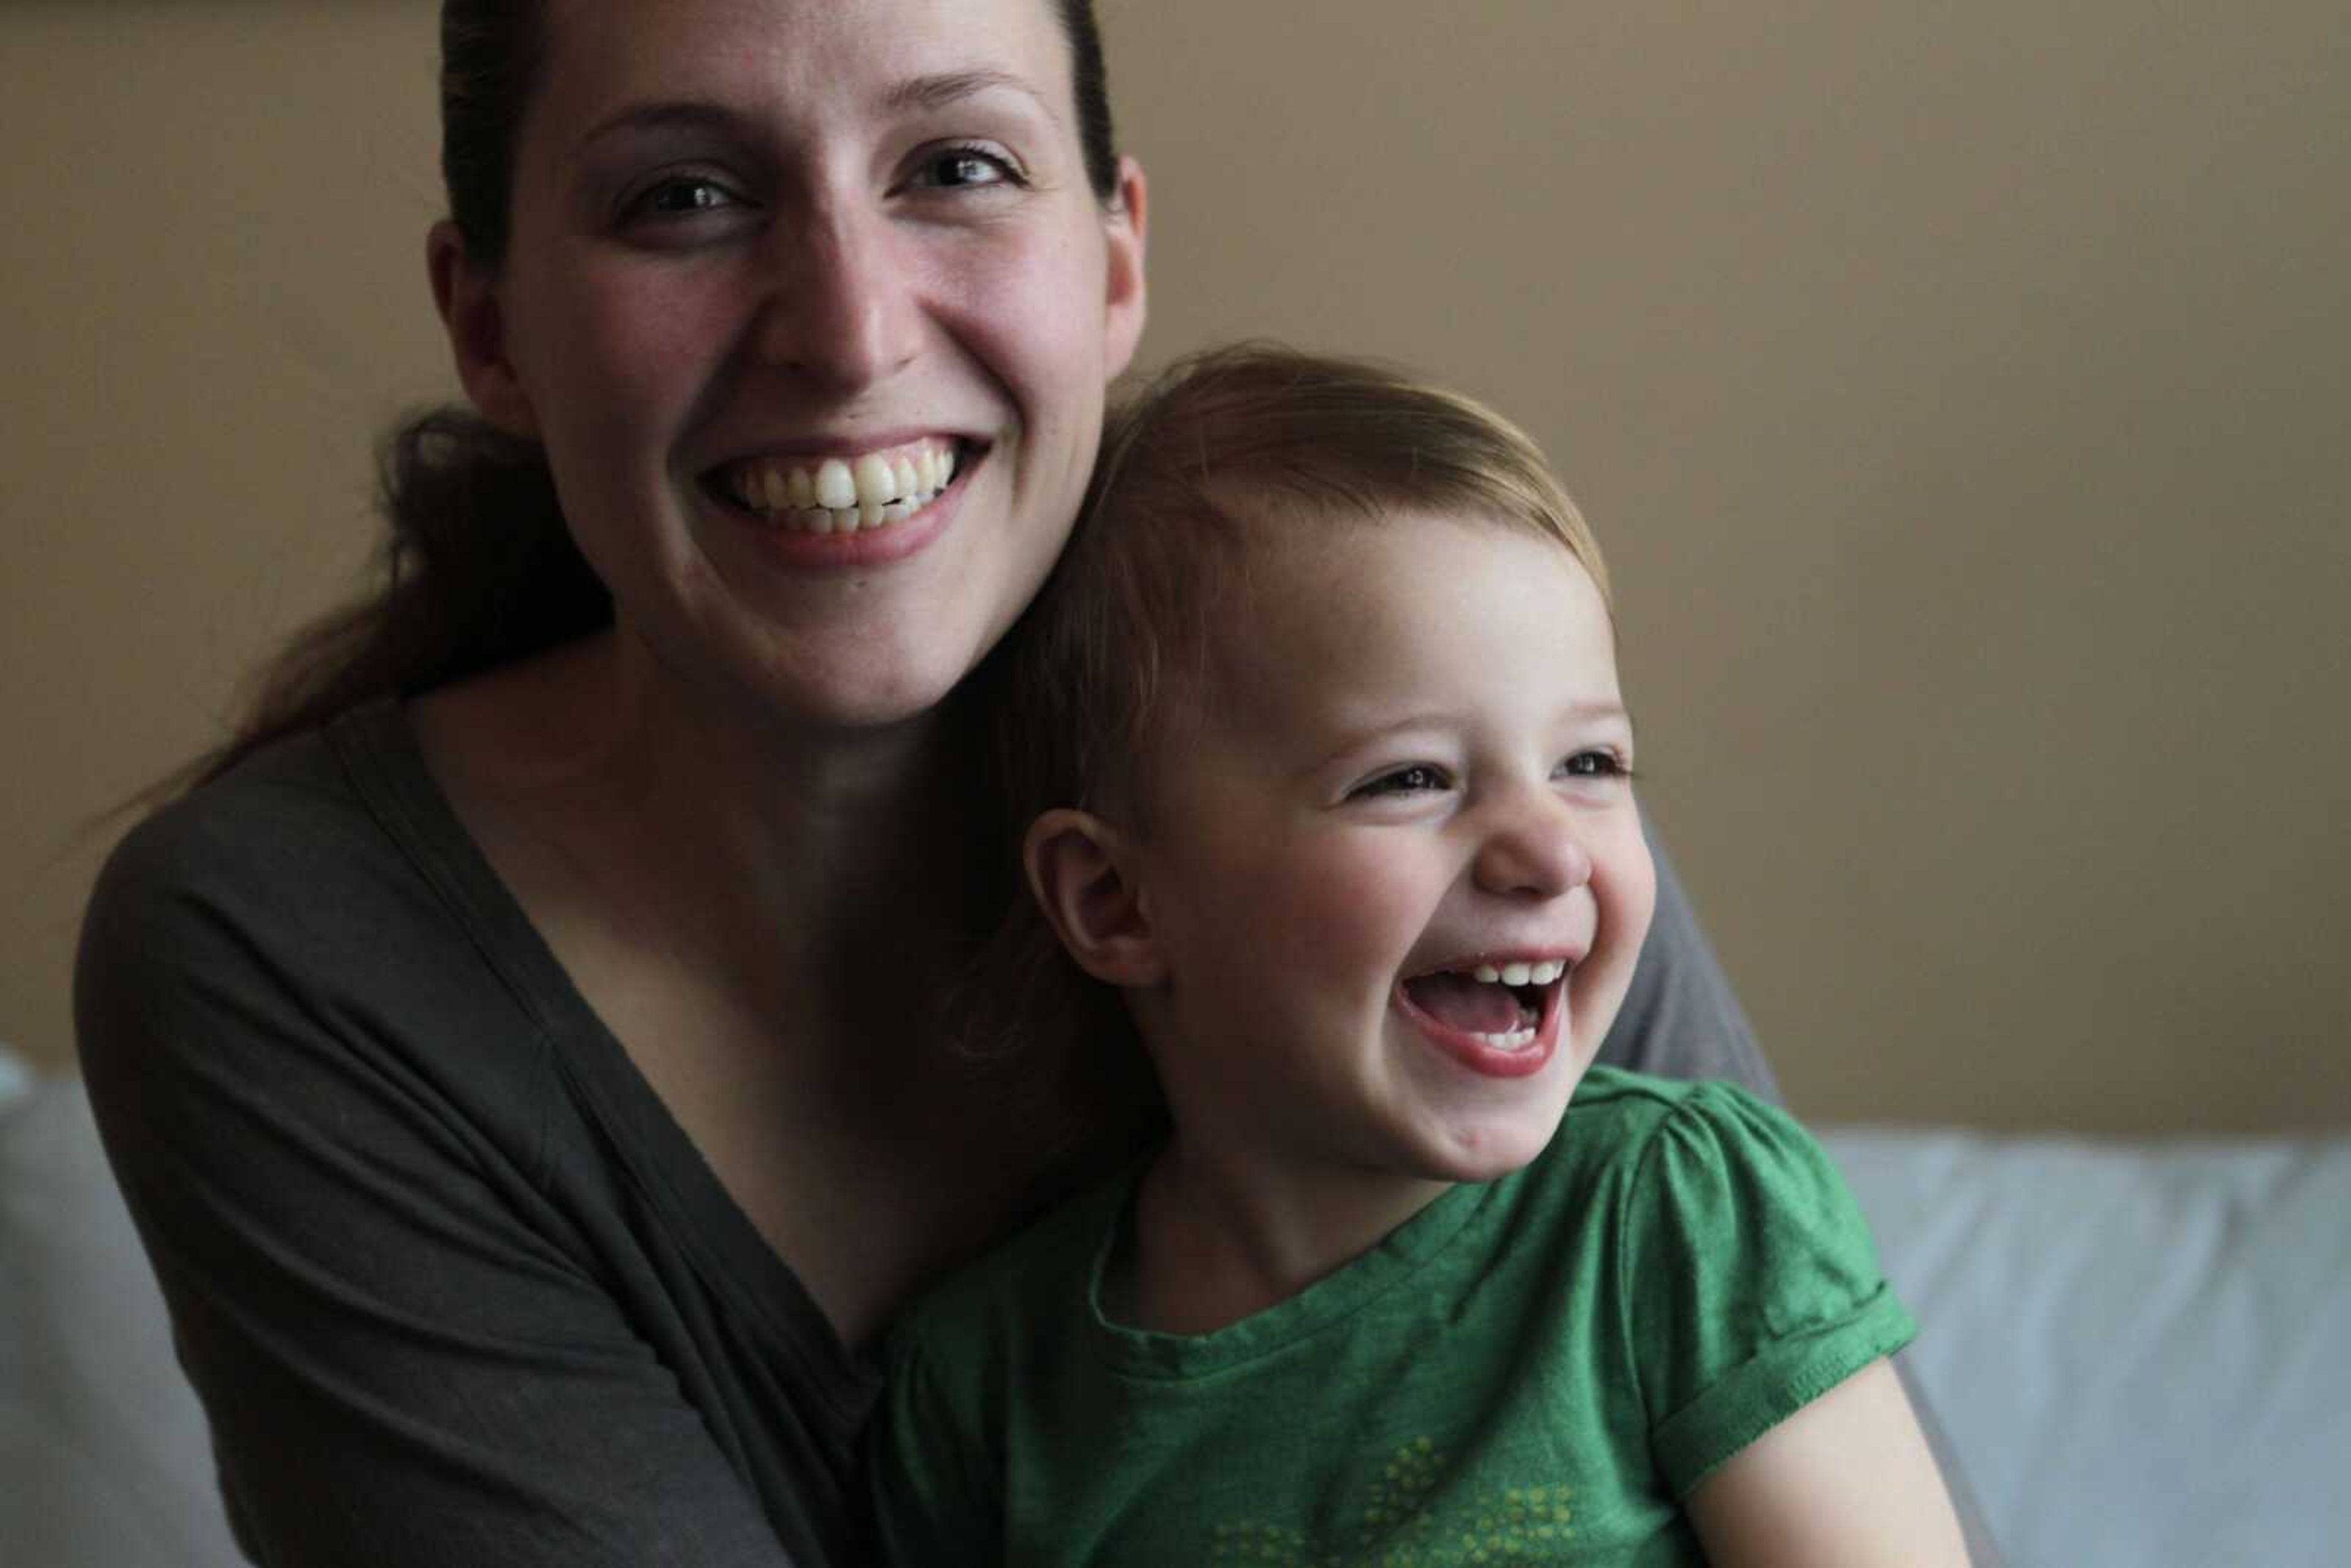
[441,0,1147,729]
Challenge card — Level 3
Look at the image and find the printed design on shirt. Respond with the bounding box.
[1206,1436,1574,1566]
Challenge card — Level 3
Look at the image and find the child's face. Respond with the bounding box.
[1125,508,1657,1191]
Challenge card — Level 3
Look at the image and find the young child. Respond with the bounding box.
[869,346,1970,1566]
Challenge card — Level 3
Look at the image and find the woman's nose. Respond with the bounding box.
[751,203,922,392]
[1471,792,1595,901]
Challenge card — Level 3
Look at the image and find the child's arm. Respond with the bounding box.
[1618,1080,1974,1564]
[1685,1357,1971,1566]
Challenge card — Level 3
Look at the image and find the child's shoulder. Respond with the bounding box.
[1557,1062,1788,1136]
[1534,1065,1837,1193]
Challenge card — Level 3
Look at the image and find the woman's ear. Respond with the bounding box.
[1100,156,1149,381]
[427,220,540,438]
[1023,808,1166,989]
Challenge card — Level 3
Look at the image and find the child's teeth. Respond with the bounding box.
[1469,959,1567,986]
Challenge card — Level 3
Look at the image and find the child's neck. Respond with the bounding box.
[1109,1140,1454,1336]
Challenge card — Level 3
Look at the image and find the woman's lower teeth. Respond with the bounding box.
[789,497,926,535]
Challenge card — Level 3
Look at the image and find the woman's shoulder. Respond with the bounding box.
[76,700,561,1118]
[87,702,439,936]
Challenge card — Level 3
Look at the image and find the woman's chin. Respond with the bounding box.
[741,663,974,738]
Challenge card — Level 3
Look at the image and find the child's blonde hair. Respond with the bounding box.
[1009,340,1608,819]
[961,342,1611,1087]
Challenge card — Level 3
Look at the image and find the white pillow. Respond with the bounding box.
[0,1063,246,1568]
[1827,1127,2351,1568]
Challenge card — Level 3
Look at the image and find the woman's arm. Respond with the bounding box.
[1686,1359,1971,1567]
[75,786,812,1568]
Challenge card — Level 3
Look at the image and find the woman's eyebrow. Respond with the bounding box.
[578,70,1060,156]
[882,69,1062,127]
[580,100,753,153]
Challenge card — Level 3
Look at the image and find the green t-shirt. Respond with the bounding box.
[869,1068,1914,1566]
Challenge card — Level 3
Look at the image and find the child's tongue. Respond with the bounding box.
[1403,971,1526,1035]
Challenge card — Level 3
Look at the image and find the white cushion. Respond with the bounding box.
[1,1058,246,1568]
[1825,1126,2351,1568]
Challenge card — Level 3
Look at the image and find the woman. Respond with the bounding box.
[75,2,1988,1564]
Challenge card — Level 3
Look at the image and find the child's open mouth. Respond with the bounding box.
[1397,959,1569,1053]
[706,437,976,536]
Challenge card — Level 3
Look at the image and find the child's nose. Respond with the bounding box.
[1471,791,1595,901]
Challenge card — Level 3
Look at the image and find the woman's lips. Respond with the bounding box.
[703,440,984,571]
[710,437,965,536]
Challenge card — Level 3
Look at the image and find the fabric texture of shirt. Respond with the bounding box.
[73,701,1793,1567]
[869,1069,1916,1567]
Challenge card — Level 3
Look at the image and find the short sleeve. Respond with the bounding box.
[866,1330,1003,1568]
[1618,1084,1916,1496]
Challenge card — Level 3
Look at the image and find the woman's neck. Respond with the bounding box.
[417,626,994,1027]
[414,627,1057,1344]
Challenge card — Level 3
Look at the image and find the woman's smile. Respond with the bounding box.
[695,434,986,572]
[712,436,965,536]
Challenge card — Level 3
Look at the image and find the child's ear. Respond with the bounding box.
[1023,808,1166,989]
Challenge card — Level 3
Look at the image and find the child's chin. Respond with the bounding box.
[1420,1116,1566,1185]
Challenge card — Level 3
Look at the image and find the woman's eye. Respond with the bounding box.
[1352,764,1450,800]
[908,144,1022,192]
[624,176,740,222]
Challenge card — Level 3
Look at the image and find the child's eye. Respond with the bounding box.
[1350,763,1452,800]
[906,143,1025,192]
[1558,749,1633,781]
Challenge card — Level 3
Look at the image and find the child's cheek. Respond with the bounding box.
[1264,839,1428,983]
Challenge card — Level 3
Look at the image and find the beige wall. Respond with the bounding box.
[5,2,2346,1131]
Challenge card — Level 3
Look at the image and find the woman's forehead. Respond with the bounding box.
[530,0,1076,135]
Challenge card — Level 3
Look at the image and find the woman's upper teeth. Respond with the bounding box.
[726,437,959,531]
[1470,959,1567,986]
